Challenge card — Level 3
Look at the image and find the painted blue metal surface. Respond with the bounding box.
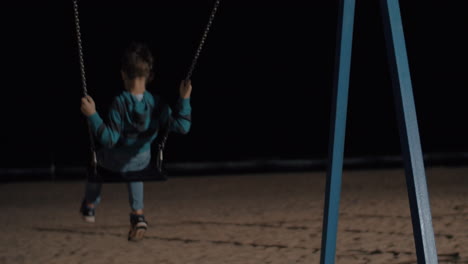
[319,0,355,263]
[379,0,438,263]
[321,0,438,263]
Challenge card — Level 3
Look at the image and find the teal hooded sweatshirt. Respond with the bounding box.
[87,90,191,172]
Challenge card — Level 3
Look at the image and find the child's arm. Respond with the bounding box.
[160,80,192,134]
[81,96,122,148]
[167,97,192,134]
[172,80,192,134]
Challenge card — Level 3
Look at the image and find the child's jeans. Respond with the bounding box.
[84,150,150,211]
[84,181,144,211]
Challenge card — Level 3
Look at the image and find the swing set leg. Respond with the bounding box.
[319,0,355,263]
[380,0,438,262]
[320,0,438,263]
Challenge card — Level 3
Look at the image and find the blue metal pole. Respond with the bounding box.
[379,0,438,263]
[320,0,355,263]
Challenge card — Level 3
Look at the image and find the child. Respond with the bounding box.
[79,42,192,241]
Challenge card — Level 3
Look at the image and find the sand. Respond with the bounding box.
[0,166,467,264]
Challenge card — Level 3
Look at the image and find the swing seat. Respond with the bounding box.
[87,164,168,183]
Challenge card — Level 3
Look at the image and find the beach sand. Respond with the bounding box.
[1,166,467,264]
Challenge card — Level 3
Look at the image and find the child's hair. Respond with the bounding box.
[121,42,154,82]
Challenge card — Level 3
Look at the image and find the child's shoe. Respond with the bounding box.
[128,214,148,241]
[79,200,95,223]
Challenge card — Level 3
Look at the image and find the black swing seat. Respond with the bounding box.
[87,163,168,183]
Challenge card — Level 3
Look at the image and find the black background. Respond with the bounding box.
[1,0,467,173]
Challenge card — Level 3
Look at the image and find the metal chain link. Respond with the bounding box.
[73,0,88,97]
[73,0,97,167]
[185,0,221,81]
[159,0,220,168]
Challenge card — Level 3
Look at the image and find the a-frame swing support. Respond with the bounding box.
[320,0,438,263]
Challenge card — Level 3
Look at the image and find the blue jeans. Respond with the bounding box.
[85,150,150,211]
[84,181,144,211]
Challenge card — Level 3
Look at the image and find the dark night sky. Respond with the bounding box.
[0,1,467,170]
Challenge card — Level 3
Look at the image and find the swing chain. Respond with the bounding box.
[185,0,220,81]
[73,0,88,97]
[161,0,220,165]
[73,0,97,167]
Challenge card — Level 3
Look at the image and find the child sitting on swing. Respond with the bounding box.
[79,42,192,241]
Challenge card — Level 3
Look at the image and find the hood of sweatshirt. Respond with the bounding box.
[119,90,155,132]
